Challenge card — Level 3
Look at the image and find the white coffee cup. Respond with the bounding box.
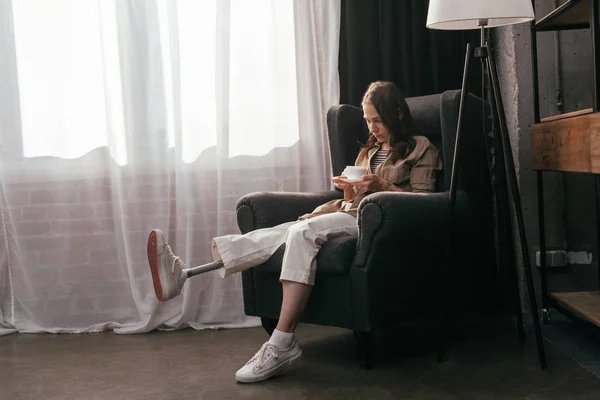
[343,166,368,180]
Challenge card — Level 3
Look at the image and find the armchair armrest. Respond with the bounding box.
[349,190,475,331]
[354,190,472,267]
[236,191,343,233]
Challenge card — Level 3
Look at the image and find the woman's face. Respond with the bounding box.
[362,103,391,146]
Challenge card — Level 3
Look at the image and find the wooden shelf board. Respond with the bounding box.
[540,108,594,123]
[531,111,600,173]
[535,0,590,32]
[551,291,600,328]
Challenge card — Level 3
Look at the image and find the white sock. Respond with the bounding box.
[268,329,294,350]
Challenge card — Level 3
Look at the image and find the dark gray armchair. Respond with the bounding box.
[236,90,495,365]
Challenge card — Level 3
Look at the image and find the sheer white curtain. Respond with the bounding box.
[0,0,340,335]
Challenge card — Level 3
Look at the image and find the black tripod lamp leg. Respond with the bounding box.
[441,42,474,363]
[449,43,474,199]
[487,46,548,369]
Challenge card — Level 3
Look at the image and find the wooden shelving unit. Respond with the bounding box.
[551,292,600,328]
[531,111,600,173]
[531,0,600,327]
[536,0,590,31]
[539,107,594,122]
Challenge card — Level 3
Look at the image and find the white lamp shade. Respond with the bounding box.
[426,0,535,30]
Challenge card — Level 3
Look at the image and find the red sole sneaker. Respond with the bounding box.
[147,230,164,301]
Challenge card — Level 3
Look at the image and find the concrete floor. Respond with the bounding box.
[1,323,600,400]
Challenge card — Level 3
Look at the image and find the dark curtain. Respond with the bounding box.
[339,0,481,105]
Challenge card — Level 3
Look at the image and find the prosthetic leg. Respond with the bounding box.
[183,260,223,278]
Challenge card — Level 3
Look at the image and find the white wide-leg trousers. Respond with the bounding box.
[211,212,357,285]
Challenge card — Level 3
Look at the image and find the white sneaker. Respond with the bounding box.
[235,341,302,383]
[146,229,185,301]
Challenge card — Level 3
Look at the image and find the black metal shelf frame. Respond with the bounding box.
[535,0,590,32]
[531,0,600,326]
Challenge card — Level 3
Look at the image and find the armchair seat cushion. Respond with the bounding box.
[256,234,358,275]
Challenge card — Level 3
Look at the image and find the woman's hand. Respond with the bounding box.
[332,175,356,200]
[332,175,354,190]
[352,174,392,192]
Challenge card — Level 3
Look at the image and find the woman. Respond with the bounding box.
[146,81,442,383]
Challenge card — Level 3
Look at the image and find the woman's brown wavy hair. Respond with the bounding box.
[358,81,415,163]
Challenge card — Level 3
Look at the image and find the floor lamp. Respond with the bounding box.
[426,0,548,369]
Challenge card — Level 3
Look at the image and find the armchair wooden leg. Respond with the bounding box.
[261,317,279,336]
[353,330,374,370]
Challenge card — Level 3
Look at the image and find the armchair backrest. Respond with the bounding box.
[327,90,490,196]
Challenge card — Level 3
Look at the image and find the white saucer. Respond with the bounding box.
[340,178,362,183]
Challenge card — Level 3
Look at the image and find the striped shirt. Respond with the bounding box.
[370,148,388,173]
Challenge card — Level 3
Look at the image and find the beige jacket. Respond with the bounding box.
[299,135,443,220]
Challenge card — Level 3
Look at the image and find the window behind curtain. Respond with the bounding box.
[11,0,299,165]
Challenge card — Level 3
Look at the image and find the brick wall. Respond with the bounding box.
[0,162,320,330]
[0,171,232,329]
